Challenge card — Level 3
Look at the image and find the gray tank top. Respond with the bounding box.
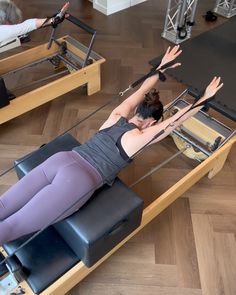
[73,117,137,185]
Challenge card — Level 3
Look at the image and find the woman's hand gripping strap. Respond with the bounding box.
[130,59,178,89]
[40,2,70,28]
[130,46,182,88]
[189,76,223,110]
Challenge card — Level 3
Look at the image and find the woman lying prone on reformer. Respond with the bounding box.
[0,46,223,245]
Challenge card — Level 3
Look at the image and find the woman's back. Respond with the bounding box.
[73,117,137,185]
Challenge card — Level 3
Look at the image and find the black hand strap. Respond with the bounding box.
[158,60,177,71]
[130,59,177,88]
[40,12,65,29]
[191,94,215,109]
[131,67,157,88]
[51,14,65,28]
[187,87,215,109]
[158,71,166,82]
[170,91,215,124]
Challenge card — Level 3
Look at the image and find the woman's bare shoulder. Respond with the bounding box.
[99,113,122,130]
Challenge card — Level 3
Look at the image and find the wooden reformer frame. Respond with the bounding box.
[0,34,105,125]
[1,97,235,295]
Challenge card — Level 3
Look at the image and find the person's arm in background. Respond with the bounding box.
[0,2,69,44]
[0,19,39,43]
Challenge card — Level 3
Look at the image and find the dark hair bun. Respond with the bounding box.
[145,88,160,105]
[136,88,163,121]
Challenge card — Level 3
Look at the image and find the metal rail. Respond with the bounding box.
[130,147,189,187]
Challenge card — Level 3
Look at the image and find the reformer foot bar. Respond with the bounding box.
[0,89,235,295]
[0,16,105,125]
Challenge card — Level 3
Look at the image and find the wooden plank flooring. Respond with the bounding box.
[0,1,235,294]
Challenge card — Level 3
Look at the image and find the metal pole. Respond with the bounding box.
[82,32,96,67]
[229,0,236,12]
[178,0,188,27]
[189,0,198,22]
[130,147,188,187]
[172,129,211,157]
[47,27,57,49]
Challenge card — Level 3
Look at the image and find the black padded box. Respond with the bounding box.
[0,77,10,108]
[54,179,143,267]
[4,228,80,294]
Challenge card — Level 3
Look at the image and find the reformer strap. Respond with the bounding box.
[130,147,188,187]
[40,2,68,28]
[131,60,177,88]
[187,86,216,108]
[176,93,215,123]
[119,60,177,96]
[40,14,65,29]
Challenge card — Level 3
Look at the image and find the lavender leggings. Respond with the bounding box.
[0,151,103,245]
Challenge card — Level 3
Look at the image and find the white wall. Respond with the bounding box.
[92,0,147,15]
[131,0,146,5]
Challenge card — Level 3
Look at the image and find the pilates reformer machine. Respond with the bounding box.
[0,62,235,294]
[0,14,105,124]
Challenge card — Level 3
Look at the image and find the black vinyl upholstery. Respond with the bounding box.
[4,133,143,294]
[4,228,80,294]
[0,77,10,108]
[54,179,143,267]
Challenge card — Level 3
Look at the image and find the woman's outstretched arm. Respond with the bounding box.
[109,46,182,119]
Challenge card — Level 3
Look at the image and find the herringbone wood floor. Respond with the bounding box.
[0,1,236,294]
